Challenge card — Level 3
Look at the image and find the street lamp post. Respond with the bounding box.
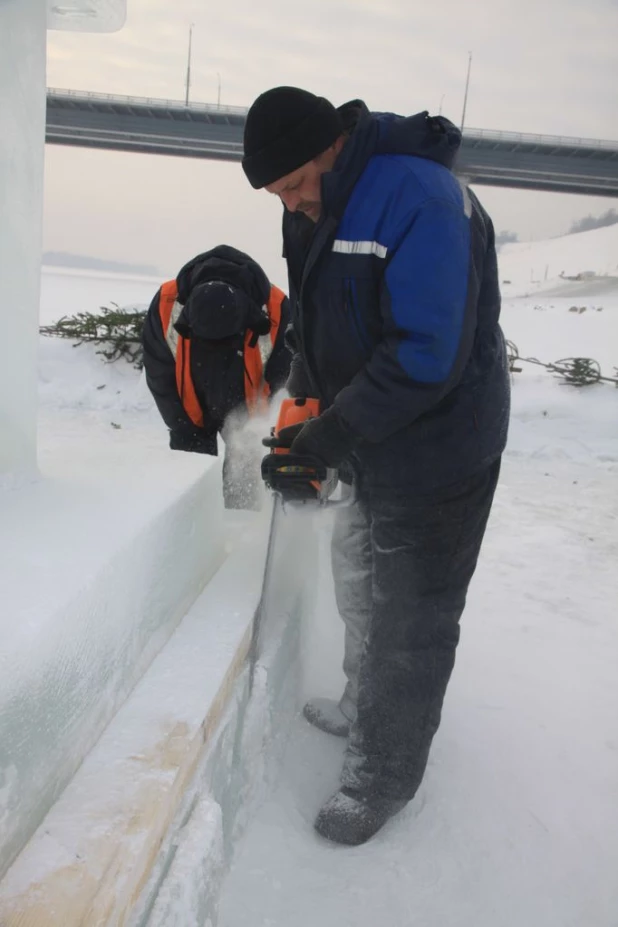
[460,51,472,133]
[185,23,194,106]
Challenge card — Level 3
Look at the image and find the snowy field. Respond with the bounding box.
[40,265,161,326]
[7,225,618,923]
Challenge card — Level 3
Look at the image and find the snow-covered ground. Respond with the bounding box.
[219,459,618,927]
[2,225,617,923]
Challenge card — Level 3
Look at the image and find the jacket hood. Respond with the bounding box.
[375,110,460,167]
[174,281,271,342]
[176,244,271,308]
[321,101,461,218]
[342,100,460,167]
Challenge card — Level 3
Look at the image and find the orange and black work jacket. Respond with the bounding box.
[142,246,291,455]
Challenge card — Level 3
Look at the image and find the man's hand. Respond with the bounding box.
[287,407,359,469]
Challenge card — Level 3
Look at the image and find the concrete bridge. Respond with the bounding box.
[46,88,618,198]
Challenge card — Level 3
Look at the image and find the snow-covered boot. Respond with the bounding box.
[314,788,407,846]
[303,698,351,737]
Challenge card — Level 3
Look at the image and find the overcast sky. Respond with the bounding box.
[45,0,618,282]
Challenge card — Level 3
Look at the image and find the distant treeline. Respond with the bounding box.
[568,208,618,235]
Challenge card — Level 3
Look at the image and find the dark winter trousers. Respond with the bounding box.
[331,458,501,802]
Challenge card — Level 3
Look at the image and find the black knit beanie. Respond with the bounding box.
[242,86,343,189]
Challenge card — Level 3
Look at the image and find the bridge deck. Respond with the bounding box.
[46,89,618,197]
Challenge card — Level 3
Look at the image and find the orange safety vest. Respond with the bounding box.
[158,280,285,427]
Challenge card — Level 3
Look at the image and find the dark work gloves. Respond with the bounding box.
[283,407,359,470]
[169,428,218,455]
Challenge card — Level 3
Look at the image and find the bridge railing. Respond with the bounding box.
[47,88,618,150]
[47,87,249,117]
[463,126,617,150]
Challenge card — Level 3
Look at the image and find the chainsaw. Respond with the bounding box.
[261,397,340,505]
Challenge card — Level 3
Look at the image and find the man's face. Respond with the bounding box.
[265,142,343,222]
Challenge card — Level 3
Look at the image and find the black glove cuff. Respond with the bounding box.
[169,429,218,455]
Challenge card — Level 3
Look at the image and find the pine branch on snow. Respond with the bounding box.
[505,344,618,388]
[40,303,146,370]
[548,357,602,387]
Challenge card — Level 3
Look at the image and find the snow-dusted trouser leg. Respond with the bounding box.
[220,419,262,511]
[341,458,501,802]
[331,495,373,724]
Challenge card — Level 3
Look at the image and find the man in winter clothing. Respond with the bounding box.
[243,87,510,844]
[142,245,290,509]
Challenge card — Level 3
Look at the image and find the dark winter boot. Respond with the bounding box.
[314,788,407,846]
[303,698,351,737]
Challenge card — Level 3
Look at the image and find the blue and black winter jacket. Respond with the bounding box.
[284,101,510,490]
